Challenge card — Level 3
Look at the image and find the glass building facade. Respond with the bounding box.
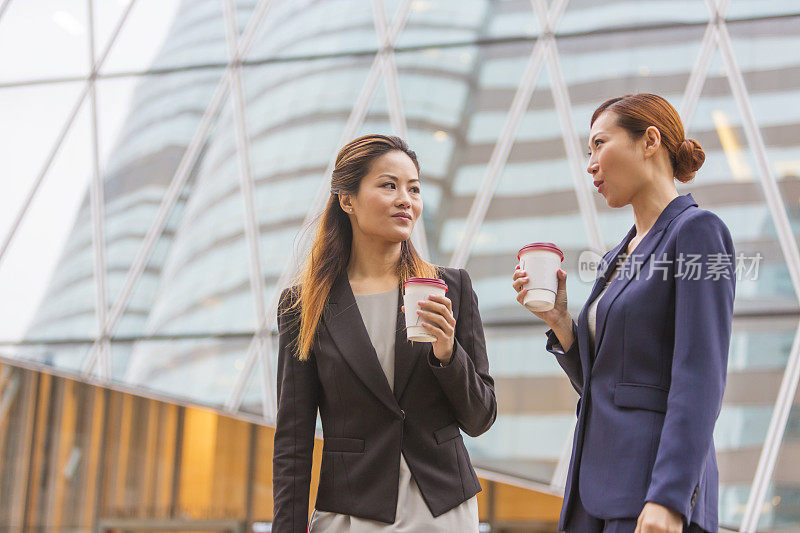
[1,0,800,530]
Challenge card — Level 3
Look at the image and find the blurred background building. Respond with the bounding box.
[1,0,799,531]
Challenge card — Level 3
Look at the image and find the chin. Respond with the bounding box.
[604,195,623,209]
[385,230,412,243]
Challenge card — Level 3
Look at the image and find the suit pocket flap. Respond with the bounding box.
[323,437,364,453]
[614,383,669,413]
[434,423,461,444]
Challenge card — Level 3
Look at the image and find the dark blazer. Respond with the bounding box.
[272,266,496,532]
[546,194,735,532]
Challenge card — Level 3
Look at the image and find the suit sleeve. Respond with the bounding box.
[272,288,320,533]
[545,321,582,395]
[428,268,497,437]
[645,211,735,520]
[544,248,618,396]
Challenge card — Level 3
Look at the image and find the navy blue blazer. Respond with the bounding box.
[546,194,735,532]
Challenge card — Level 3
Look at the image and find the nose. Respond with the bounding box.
[396,188,411,208]
[587,160,599,176]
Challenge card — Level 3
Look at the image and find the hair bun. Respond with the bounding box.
[675,137,705,183]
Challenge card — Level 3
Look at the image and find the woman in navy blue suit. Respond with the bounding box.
[513,94,735,532]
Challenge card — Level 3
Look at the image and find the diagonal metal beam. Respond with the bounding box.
[220,0,275,418]
[717,23,800,303]
[544,38,603,253]
[83,0,278,376]
[86,0,111,380]
[225,0,414,412]
[682,3,800,530]
[449,0,568,268]
[527,0,603,489]
[710,10,800,532]
[0,0,12,26]
[680,22,718,130]
[371,0,429,259]
[740,322,800,533]
[371,0,406,138]
[681,0,730,130]
[0,0,139,272]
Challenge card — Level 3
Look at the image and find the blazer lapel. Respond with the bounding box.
[593,194,698,356]
[393,286,424,401]
[573,232,633,385]
[323,271,401,417]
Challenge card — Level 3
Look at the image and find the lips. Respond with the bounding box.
[393,212,412,221]
[593,180,603,188]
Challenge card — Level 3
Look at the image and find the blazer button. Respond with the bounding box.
[400,410,406,420]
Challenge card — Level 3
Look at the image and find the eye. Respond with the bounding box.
[594,139,603,147]
[410,186,421,194]
[382,182,396,189]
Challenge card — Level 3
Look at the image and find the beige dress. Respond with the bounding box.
[309,288,479,532]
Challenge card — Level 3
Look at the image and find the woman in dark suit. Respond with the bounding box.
[273,134,496,532]
[513,94,735,533]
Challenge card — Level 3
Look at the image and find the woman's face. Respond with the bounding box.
[587,110,648,208]
[343,150,422,243]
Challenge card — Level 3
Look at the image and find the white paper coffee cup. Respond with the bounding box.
[402,277,448,342]
[517,242,564,312]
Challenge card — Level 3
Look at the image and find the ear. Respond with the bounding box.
[338,193,354,214]
[643,126,661,159]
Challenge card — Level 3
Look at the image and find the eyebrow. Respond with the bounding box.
[378,173,420,184]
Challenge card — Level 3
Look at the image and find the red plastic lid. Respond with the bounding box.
[403,277,448,292]
[517,242,564,261]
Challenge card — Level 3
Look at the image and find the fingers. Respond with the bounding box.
[418,297,455,326]
[426,294,453,314]
[417,308,455,335]
[512,268,529,295]
[512,278,528,293]
[516,286,527,305]
[420,321,446,341]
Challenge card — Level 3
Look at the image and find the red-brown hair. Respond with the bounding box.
[288,134,438,361]
[591,94,705,183]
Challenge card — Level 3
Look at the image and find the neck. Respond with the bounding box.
[346,228,402,286]
[630,179,679,238]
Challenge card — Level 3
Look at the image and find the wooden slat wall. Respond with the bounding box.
[211,415,250,517]
[4,367,36,527]
[50,378,77,528]
[79,386,106,525]
[24,371,51,530]
[154,403,179,515]
[141,399,160,510]
[0,364,561,531]
[178,407,218,517]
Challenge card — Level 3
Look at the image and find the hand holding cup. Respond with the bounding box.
[403,278,455,363]
[513,266,569,326]
[513,243,570,328]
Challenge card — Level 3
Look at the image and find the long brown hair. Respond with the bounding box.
[288,134,438,361]
[591,93,705,183]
